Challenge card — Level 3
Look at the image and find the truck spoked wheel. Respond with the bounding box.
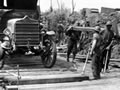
[0,47,5,69]
[42,41,57,68]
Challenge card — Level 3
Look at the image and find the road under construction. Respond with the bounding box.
[0,51,120,90]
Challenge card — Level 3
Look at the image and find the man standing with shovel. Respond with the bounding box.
[100,21,114,73]
[90,25,103,79]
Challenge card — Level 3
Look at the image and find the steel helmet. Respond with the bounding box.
[94,26,100,32]
[106,21,112,26]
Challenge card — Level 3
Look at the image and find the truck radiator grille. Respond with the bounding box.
[15,23,40,46]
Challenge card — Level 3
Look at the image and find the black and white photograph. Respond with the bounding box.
[0,0,120,90]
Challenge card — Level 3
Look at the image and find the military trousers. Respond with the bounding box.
[91,53,101,78]
[67,39,77,61]
[100,46,112,71]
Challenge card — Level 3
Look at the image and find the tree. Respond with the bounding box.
[72,0,76,14]
[50,0,53,12]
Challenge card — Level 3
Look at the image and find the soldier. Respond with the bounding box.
[109,12,119,37]
[66,29,80,62]
[100,21,114,72]
[90,26,102,79]
[66,21,81,63]
[57,21,64,46]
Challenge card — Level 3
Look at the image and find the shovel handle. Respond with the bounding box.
[81,51,90,74]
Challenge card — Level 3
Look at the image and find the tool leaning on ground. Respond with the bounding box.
[103,40,114,73]
[81,45,91,75]
[103,49,109,73]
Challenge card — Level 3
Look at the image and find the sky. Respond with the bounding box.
[38,0,120,12]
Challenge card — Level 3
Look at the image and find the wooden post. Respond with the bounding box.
[17,65,20,85]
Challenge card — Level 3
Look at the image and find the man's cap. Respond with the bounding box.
[106,21,112,26]
[94,26,100,32]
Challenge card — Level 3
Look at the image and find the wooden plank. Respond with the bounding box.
[4,73,89,85]
[58,53,120,62]
[67,26,95,32]
[0,68,68,73]
[6,81,91,90]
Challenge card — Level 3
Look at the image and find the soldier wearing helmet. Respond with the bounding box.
[90,25,102,79]
[66,20,82,64]
[100,20,114,72]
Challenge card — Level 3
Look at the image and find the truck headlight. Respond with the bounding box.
[3,28,11,36]
[1,36,11,49]
[3,36,10,41]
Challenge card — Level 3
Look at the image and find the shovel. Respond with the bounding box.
[81,50,90,75]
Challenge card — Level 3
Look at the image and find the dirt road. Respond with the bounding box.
[0,53,120,90]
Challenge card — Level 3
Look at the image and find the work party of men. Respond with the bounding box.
[65,12,118,80]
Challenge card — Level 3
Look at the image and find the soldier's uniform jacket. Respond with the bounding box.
[66,26,81,41]
[92,32,103,55]
[100,28,114,49]
[70,31,81,41]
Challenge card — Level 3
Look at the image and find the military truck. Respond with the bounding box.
[0,0,57,69]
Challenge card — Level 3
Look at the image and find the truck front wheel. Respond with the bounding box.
[0,46,5,69]
[42,41,57,68]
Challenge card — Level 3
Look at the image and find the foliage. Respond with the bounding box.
[67,11,81,24]
[42,8,71,32]
[41,7,120,59]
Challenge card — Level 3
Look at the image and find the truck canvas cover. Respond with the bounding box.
[0,0,38,10]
